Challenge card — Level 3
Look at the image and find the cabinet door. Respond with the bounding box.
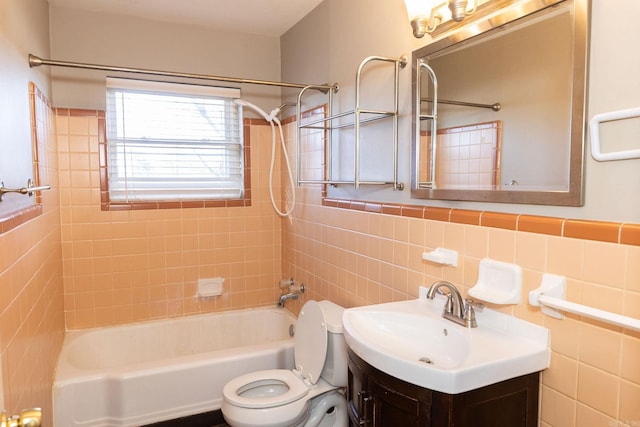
[436,373,540,427]
[348,353,372,426]
[348,349,432,427]
[369,377,431,427]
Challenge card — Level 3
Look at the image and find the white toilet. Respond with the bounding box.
[222,300,348,427]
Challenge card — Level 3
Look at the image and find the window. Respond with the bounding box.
[105,78,243,203]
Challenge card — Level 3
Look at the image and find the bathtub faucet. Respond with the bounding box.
[277,292,299,308]
[277,280,305,308]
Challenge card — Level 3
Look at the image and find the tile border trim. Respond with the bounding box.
[56,108,257,211]
[0,204,43,234]
[322,198,640,246]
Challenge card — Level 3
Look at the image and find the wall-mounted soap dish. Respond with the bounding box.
[422,247,458,267]
[468,259,522,304]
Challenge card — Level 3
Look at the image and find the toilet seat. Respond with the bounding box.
[223,369,309,409]
[222,300,349,427]
[293,300,328,385]
[223,301,330,411]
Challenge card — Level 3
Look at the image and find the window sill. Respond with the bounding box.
[100,197,251,211]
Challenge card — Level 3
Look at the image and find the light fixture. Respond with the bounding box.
[404,0,478,38]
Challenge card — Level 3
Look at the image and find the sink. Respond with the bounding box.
[342,286,550,394]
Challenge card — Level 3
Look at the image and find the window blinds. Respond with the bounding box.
[106,78,243,202]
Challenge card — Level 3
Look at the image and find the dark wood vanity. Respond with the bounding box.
[347,349,540,427]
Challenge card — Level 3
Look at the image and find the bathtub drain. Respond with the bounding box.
[289,324,295,337]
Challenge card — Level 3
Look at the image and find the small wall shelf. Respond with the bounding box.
[468,259,522,304]
[422,247,458,266]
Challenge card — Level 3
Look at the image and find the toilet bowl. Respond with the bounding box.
[222,300,348,427]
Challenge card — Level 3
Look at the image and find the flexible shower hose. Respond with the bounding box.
[234,99,296,217]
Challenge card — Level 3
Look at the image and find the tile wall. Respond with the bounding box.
[419,121,501,190]
[56,110,284,329]
[46,103,640,425]
[434,121,501,189]
[282,114,640,426]
[0,85,65,425]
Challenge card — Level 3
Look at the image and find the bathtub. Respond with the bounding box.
[53,307,296,427]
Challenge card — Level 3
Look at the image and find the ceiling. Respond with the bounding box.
[47,0,324,37]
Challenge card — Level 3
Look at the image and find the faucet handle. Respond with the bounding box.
[443,293,454,314]
[463,298,483,328]
[465,298,484,311]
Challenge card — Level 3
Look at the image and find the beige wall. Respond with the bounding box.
[281,0,640,224]
[0,0,51,216]
[48,5,283,115]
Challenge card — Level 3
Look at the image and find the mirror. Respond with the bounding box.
[410,0,589,205]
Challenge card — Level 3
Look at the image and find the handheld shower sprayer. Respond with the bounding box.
[235,98,296,217]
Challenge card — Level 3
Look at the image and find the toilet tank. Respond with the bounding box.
[318,300,348,388]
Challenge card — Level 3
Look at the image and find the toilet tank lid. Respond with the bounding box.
[318,300,344,333]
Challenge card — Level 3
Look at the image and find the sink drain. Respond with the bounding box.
[419,357,434,365]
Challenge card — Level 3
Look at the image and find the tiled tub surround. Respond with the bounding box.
[56,109,285,329]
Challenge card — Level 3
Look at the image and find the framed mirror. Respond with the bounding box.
[410,0,589,205]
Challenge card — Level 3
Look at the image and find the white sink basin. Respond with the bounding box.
[342,286,550,394]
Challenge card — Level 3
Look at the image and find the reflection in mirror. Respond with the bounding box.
[411,0,589,206]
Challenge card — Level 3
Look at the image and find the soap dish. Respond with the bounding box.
[468,259,522,304]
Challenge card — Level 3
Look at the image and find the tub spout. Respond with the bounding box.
[277,292,299,308]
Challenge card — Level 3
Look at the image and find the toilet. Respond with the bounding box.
[222,300,348,427]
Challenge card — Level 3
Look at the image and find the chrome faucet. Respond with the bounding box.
[277,292,299,308]
[277,279,305,308]
[426,280,483,328]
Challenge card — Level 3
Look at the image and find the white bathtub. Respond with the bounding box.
[53,307,296,427]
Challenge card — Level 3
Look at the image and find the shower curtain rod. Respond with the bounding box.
[28,54,336,92]
[422,97,501,112]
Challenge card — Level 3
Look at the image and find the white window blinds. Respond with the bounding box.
[106,78,243,202]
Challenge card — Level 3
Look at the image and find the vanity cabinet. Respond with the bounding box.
[347,349,539,427]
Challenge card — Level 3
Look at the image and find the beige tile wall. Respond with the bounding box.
[56,111,284,329]
[282,117,640,426]
[47,104,640,425]
[418,121,501,189]
[434,121,501,189]
[0,85,65,426]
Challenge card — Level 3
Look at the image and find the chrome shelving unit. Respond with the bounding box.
[296,54,408,190]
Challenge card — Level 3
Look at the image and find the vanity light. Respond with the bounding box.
[404,0,478,37]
